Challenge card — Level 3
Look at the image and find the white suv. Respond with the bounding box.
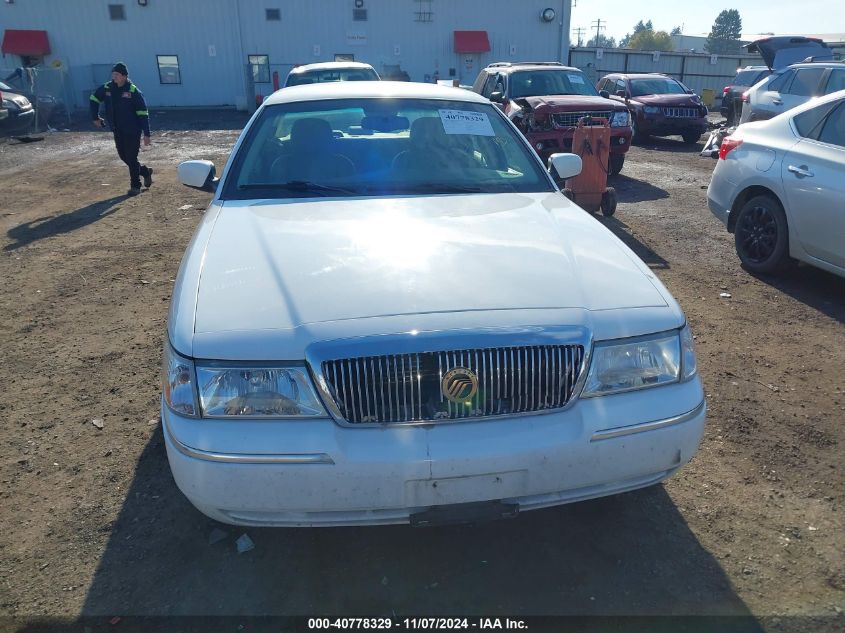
[740,62,845,123]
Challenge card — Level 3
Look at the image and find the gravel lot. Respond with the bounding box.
[1,113,843,632]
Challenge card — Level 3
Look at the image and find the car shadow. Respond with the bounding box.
[745,263,845,326]
[634,136,702,152]
[3,195,127,251]
[609,174,670,203]
[67,428,762,627]
[597,215,670,269]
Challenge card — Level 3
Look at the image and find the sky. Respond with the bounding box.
[569,0,845,44]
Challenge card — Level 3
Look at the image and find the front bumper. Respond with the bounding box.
[527,127,632,163]
[638,115,708,137]
[163,377,706,527]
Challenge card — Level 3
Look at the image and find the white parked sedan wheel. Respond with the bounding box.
[734,195,792,274]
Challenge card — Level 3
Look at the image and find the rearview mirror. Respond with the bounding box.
[489,91,504,103]
[177,160,218,192]
[548,153,582,180]
[599,90,610,99]
[615,89,627,98]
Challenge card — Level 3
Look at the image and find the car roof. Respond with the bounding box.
[784,61,845,70]
[289,61,376,74]
[265,80,490,106]
[606,73,675,80]
[780,87,845,118]
[484,62,581,73]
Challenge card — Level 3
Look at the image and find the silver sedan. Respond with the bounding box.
[708,89,845,277]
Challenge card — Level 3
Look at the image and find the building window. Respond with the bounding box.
[157,55,181,84]
[249,55,270,83]
[108,4,126,20]
[353,8,367,21]
[266,8,281,21]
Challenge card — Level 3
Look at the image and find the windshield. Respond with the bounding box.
[286,68,379,86]
[630,78,687,96]
[222,98,553,199]
[509,70,599,98]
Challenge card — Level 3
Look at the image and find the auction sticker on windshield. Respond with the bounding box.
[568,74,585,84]
[439,110,495,136]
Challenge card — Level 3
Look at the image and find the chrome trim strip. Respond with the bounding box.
[164,418,335,464]
[591,400,706,442]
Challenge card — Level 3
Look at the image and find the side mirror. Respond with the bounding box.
[548,153,582,180]
[686,89,695,94]
[177,160,218,192]
[489,91,504,103]
[615,89,627,98]
[599,90,610,99]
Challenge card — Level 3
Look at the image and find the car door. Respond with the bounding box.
[781,99,845,268]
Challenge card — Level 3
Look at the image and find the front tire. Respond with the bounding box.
[631,116,646,144]
[608,154,625,176]
[734,195,791,274]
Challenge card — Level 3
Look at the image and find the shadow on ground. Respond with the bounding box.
[4,196,128,251]
[598,215,670,269]
[610,174,670,204]
[633,136,703,153]
[746,263,845,326]
[70,428,761,622]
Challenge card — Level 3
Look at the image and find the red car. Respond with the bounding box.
[598,73,709,145]
[472,62,633,175]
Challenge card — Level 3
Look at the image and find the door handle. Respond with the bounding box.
[788,164,814,178]
[773,99,783,105]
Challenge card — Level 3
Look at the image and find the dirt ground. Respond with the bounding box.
[0,112,843,632]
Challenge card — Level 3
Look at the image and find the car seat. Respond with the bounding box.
[270,118,355,182]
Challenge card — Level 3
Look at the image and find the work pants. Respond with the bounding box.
[113,132,149,189]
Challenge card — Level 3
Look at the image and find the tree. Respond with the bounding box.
[628,30,674,51]
[671,26,682,36]
[620,20,655,48]
[706,9,743,54]
[587,34,617,48]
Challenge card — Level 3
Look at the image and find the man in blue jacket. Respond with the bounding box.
[90,62,153,196]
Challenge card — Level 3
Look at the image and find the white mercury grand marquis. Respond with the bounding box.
[164,81,706,527]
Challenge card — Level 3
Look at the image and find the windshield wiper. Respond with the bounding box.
[238,181,357,195]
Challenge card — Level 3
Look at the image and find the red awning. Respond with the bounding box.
[1,30,51,56]
[454,31,490,54]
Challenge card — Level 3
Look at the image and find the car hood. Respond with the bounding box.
[633,93,703,108]
[514,95,625,112]
[191,193,668,336]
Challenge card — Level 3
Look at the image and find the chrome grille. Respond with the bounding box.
[322,345,585,424]
[662,107,699,118]
[552,111,612,128]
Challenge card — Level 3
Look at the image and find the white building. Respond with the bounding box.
[1,0,572,110]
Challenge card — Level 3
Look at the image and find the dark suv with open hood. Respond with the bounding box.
[598,73,709,144]
[472,62,633,175]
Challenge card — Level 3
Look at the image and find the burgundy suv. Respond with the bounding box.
[472,62,633,175]
[598,73,709,145]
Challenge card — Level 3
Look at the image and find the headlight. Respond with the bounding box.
[582,330,682,397]
[196,365,327,418]
[163,342,199,417]
[610,111,630,127]
[643,106,661,115]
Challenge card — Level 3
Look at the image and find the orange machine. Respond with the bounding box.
[561,117,617,216]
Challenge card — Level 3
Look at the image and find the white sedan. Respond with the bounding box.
[164,81,705,527]
[709,89,845,277]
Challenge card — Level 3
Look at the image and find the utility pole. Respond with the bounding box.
[591,19,606,46]
[572,27,587,47]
